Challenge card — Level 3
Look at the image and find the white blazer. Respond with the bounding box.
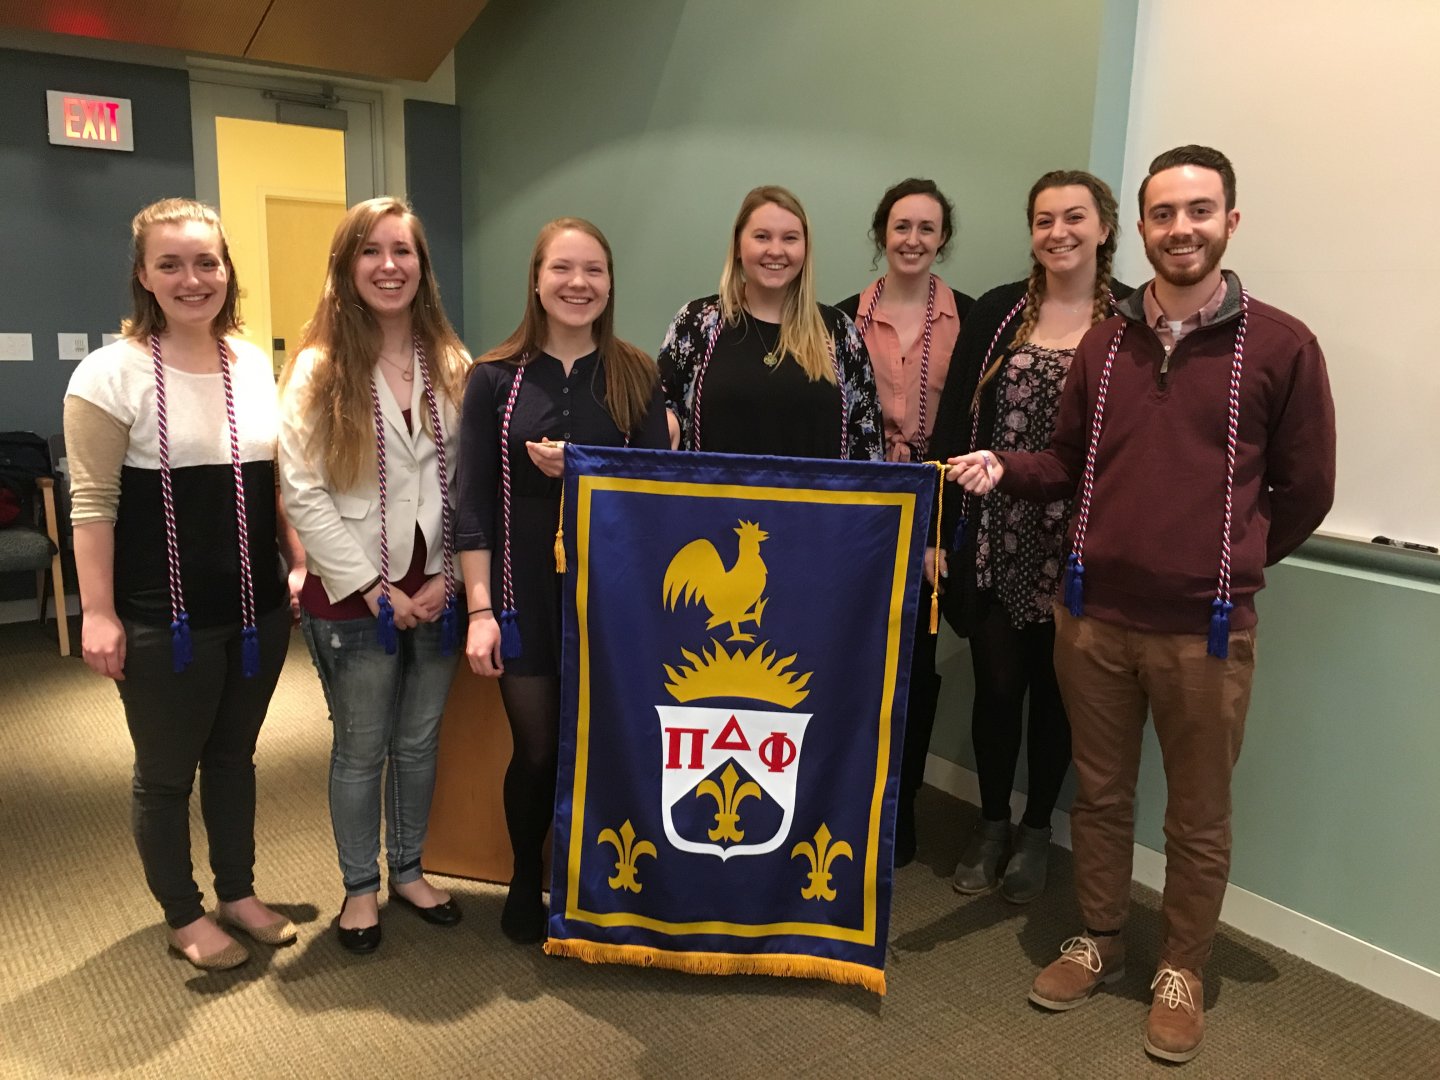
[279,347,462,603]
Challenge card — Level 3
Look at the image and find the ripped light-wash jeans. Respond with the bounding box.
[301,612,458,896]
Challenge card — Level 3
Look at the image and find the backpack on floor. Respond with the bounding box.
[0,431,52,528]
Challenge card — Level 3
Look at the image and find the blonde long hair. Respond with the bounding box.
[122,198,242,341]
[279,197,467,492]
[718,186,834,384]
[476,217,658,436]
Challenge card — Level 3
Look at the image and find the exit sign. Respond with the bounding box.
[46,90,134,151]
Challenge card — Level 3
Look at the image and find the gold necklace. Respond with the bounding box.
[749,314,782,369]
[378,351,414,382]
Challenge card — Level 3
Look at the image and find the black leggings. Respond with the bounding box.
[497,673,559,884]
[900,579,942,806]
[969,596,1071,828]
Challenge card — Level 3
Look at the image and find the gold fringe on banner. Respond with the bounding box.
[543,938,886,995]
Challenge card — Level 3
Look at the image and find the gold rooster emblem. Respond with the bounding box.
[663,520,770,643]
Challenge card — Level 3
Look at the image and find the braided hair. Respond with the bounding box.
[972,170,1119,412]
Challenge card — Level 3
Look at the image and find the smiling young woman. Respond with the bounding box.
[834,177,977,866]
[658,185,882,461]
[930,170,1130,904]
[64,198,301,971]
[455,217,670,943]
[277,196,471,954]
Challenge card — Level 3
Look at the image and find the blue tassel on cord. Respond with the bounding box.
[439,594,460,657]
[951,516,968,551]
[241,624,260,678]
[170,612,193,673]
[376,594,399,655]
[1063,554,1086,617]
[1207,598,1234,659]
[499,608,522,660]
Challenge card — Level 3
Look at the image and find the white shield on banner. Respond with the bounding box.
[655,705,812,860]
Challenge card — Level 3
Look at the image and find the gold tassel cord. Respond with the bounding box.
[554,469,567,573]
[543,938,886,995]
[928,461,947,633]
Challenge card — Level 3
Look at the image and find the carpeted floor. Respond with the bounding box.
[1,621,1437,1079]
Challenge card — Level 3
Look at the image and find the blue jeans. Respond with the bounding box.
[301,612,458,896]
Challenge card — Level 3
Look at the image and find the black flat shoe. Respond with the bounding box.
[337,897,381,954]
[389,887,463,927]
[500,884,547,944]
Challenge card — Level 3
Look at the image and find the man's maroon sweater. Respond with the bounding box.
[997,272,1336,635]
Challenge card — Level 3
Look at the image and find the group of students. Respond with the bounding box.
[64,141,1334,1066]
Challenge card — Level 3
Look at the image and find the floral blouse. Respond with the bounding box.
[975,344,1075,627]
[657,295,883,461]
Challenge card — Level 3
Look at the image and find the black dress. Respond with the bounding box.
[657,295,883,461]
[456,351,670,676]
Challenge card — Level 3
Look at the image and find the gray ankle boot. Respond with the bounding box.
[952,817,1010,894]
[1000,823,1053,904]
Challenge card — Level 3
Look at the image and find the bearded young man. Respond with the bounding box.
[947,145,1335,1063]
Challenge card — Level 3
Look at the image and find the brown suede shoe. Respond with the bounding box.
[1028,934,1126,1011]
[1145,966,1204,1063]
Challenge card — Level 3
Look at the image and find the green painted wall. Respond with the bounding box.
[456,0,1111,356]
[931,550,1440,973]
[454,0,1440,978]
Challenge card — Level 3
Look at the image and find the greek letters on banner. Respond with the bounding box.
[544,446,937,994]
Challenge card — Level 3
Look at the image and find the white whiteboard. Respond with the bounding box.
[1113,0,1440,547]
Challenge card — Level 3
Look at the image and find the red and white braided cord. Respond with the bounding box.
[957,298,1027,529]
[690,305,723,451]
[149,334,185,625]
[217,342,256,631]
[1215,292,1249,607]
[853,274,938,459]
[368,379,390,604]
[1069,326,1124,566]
[828,331,848,458]
[497,360,527,612]
[150,335,254,629]
[415,336,455,607]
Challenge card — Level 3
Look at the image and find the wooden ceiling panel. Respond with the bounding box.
[0,0,271,56]
[245,0,488,81]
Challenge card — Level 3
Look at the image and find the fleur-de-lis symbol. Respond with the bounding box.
[790,823,853,901]
[695,762,761,843]
[596,819,657,893]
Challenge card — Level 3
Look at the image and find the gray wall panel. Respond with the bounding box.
[403,99,464,343]
[0,48,194,436]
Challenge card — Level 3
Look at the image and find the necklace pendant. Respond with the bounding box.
[762,351,780,369]
[402,369,414,382]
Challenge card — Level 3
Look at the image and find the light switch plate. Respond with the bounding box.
[0,333,34,362]
[58,332,90,360]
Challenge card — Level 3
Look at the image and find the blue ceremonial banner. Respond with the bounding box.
[544,446,939,994]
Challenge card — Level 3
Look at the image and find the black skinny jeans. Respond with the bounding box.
[117,605,289,928]
[968,595,1071,828]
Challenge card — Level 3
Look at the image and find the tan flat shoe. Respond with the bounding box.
[166,927,250,971]
[216,909,298,947]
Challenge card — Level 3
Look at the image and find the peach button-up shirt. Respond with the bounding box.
[855,276,960,462]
